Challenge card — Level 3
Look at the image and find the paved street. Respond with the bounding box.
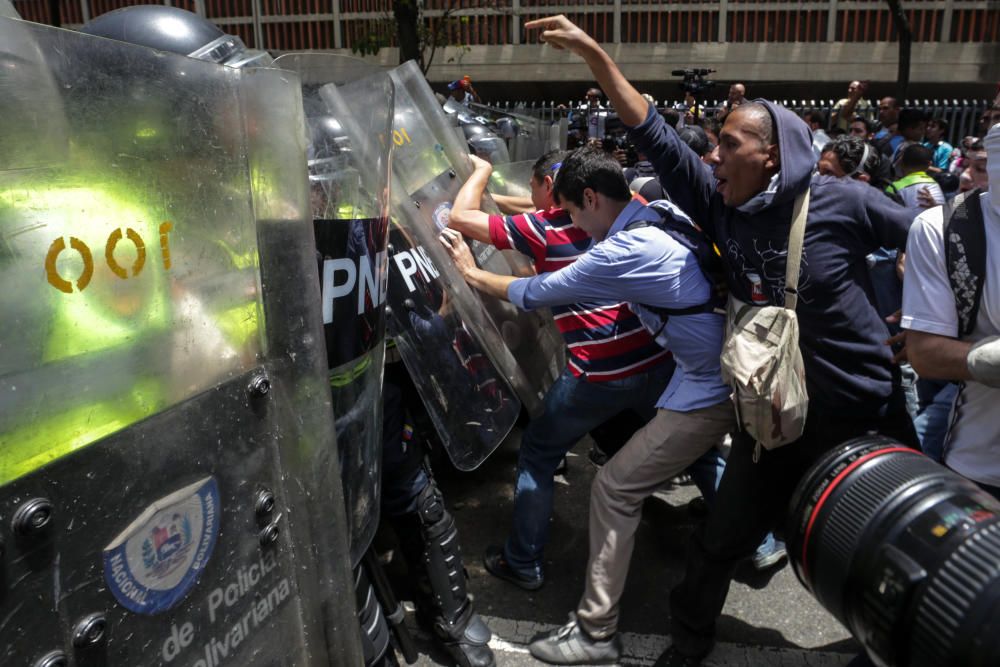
[391,429,861,666]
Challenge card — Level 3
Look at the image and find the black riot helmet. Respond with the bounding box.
[79,5,271,67]
[461,120,509,164]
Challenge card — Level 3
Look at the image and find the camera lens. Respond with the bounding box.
[787,435,1000,667]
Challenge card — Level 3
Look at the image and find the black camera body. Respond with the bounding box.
[672,68,716,96]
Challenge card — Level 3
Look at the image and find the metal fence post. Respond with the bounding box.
[512,0,520,46]
[718,0,727,42]
[613,0,621,44]
[826,0,838,42]
[941,0,954,42]
[333,0,342,49]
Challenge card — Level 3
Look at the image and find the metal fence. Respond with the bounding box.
[483,97,993,149]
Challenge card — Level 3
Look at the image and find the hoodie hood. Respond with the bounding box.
[749,99,816,212]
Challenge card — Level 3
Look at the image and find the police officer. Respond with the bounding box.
[80,8,498,665]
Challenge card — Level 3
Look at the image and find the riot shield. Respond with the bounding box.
[488,160,537,202]
[272,53,391,565]
[390,61,565,421]
[0,18,362,667]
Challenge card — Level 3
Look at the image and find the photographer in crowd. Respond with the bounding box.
[522,14,917,666]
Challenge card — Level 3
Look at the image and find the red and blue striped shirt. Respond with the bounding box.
[488,207,671,382]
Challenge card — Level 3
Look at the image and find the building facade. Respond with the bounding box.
[13,0,1000,98]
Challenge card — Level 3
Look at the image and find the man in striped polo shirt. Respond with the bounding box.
[448,151,673,591]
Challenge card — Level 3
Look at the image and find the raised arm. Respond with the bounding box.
[525,15,717,230]
[523,15,647,127]
[447,154,494,243]
[490,193,535,214]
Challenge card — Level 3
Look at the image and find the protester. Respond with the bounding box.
[831,80,874,130]
[446,151,673,593]
[817,135,887,185]
[803,110,832,160]
[906,136,989,461]
[849,115,874,140]
[677,125,713,165]
[873,96,903,156]
[521,15,917,666]
[718,82,746,120]
[891,108,929,175]
[902,123,1000,499]
[888,144,945,208]
[924,117,954,171]
[442,146,739,665]
[978,103,1000,138]
[582,87,608,140]
[448,76,480,106]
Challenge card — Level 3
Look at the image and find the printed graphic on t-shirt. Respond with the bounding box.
[726,236,812,306]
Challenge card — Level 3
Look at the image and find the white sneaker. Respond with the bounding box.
[528,613,622,665]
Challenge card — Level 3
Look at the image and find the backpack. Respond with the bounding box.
[944,189,986,337]
[623,199,728,326]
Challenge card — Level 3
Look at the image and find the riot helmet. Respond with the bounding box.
[461,121,510,164]
[79,5,271,67]
[495,116,520,141]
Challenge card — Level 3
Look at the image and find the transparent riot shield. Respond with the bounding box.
[0,18,362,667]
[272,53,391,565]
[390,61,565,420]
[488,160,537,202]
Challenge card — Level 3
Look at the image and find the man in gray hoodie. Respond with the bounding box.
[525,15,918,667]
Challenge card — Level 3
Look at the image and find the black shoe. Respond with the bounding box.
[687,496,708,518]
[439,613,496,667]
[653,645,706,667]
[587,445,609,468]
[483,545,544,591]
[554,455,568,476]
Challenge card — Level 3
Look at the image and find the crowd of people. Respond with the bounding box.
[436,14,1000,667]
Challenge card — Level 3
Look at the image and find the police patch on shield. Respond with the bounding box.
[103,477,220,614]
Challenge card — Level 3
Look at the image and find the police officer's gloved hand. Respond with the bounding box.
[967,336,1000,387]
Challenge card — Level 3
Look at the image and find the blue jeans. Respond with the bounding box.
[914,380,958,462]
[504,364,672,576]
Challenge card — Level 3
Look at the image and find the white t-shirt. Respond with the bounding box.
[901,191,1000,485]
[897,180,945,209]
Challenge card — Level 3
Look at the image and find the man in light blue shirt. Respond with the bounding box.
[441,147,737,665]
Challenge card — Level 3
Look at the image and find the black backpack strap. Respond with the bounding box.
[623,210,726,319]
[623,219,650,231]
[944,189,986,337]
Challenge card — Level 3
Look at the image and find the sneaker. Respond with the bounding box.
[483,545,544,591]
[528,613,621,665]
[752,538,788,571]
[653,645,706,667]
